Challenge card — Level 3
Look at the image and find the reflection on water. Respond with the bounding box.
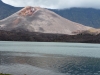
[0,41,100,75]
[1,52,100,75]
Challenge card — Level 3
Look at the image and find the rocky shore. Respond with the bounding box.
[0,30,100,43]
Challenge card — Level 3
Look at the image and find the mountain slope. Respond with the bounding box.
[51,8,100,28]
[0,6,91,35]
[0,0,100,28]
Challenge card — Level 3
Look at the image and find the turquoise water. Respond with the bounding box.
[0,41,100,57]
[0,41,100,75]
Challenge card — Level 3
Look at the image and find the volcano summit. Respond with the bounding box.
[0,6,92,35]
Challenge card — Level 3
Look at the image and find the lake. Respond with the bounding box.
[0,41,100,75]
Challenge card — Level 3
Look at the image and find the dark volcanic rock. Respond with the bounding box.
[0,30,100,43]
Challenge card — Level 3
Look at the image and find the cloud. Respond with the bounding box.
[2,0,100,9]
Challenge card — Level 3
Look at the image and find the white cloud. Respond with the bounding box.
[1,0,100,9]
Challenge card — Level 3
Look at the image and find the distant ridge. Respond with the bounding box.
[0,0,21,19]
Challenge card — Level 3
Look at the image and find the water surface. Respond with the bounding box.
[0,41,100,75]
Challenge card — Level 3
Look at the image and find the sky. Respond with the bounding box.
[2,0,100,9]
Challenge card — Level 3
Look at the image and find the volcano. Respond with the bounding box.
[0,6,92,35]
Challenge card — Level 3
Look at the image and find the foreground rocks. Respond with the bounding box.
[0,73,11,75]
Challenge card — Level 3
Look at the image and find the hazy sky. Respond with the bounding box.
[2,0,100,9]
